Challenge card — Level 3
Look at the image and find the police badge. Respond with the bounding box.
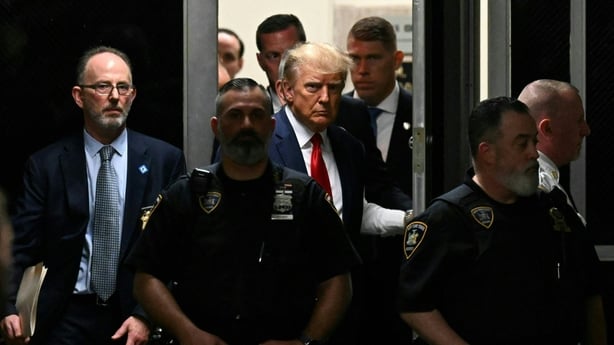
[471,206,494,229]
[272,183,293,220]
[199,192,221,214]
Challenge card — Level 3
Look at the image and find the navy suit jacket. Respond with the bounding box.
[5,129,186,341]
[269,108,374,258]
[343,89,413,199]
[336,96,411,210]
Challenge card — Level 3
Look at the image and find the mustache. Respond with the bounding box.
[103,106,124,112]
[230,130,263,143]
[525,160,539,172]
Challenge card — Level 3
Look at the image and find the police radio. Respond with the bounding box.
[190,168,212,195]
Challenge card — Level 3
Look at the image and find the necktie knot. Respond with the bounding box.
[368,107,384,118]
[100,145,115,162]
[367,107,384,136]
[311,133,323,146]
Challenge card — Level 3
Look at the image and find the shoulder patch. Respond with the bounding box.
[199,192,221,214]
[404,221,427,259]
[471,206,494,229]
[141,194,163,231]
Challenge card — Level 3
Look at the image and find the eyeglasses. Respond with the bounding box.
[80,83,134,96]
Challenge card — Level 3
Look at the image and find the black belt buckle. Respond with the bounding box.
[96,295,109,307]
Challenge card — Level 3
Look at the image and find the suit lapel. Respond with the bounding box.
[60,135,89,238]
[327,126,357,221]
[271,109,308,174]
[388,88,413,165]
[121,130,150,259]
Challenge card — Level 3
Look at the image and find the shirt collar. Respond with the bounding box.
[285,106,329,149]
[537,150,559,192]
[353,82,400,114]
[84,128,128,158]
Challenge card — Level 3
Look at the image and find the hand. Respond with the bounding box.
[0,314,29,345]
[111,315,150,345]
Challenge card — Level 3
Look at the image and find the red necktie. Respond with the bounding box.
[310,133,332,197]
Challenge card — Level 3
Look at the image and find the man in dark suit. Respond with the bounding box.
[0,46,186,345]
[345,16,415,344]
[271,41,410,344]
[346,16,413,197]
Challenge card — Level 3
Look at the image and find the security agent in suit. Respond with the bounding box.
[346,16,413,198]
[0,46,186,345]
[344,16,416,345]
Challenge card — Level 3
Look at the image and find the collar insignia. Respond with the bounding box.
[199,192,221,214]
[549,207,571,232]
[471,206,494,229]
[138,165,149,174]
[551,170,559,181]
[404,221,427,260]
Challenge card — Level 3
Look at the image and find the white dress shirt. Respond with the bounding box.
[285,106,405,236]
[537,151,586,225]
[353,83,401,162]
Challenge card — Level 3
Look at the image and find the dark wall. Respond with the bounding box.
[586,4,614,341]
[0,1,184,214]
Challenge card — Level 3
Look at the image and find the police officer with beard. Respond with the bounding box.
[397,97,604,345]
[127,78,360,345]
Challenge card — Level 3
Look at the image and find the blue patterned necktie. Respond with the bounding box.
[91,145,120,301]
[368,107,384,137]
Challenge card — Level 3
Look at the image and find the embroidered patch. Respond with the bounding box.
[471,206,494,229]
[140,194,162,231]
[404,221,427,259]
[199,192,221,214]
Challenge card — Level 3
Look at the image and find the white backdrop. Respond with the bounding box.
[218,0,411,90]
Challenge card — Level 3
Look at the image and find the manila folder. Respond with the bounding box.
[15,262,47,337]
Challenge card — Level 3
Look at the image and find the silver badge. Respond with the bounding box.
[272,183,293,220]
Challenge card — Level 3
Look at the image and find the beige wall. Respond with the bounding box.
[219,0,411,88]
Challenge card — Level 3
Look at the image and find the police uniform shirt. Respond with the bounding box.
[127,161,360,343]
[397,176,601,345]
